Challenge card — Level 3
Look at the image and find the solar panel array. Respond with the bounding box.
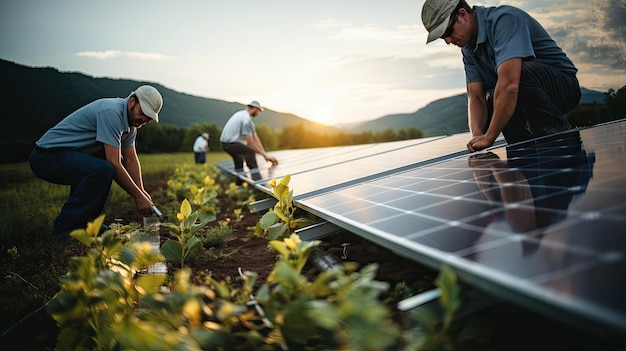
[215,119,626,337]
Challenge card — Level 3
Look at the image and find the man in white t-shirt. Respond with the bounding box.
[193,133,209,164]
[219,100,278,184]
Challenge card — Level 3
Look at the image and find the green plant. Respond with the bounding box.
[254,174,316,239]
[47,215,167,351]
[166,164,221,216]
[199,221,232,248]
[225,181,256,210]
[401,265,490,350]
[160,199,215,268]
[253,233,401,350]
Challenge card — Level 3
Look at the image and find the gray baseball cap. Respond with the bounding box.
[247,100,264,111]
[422,0,459,44]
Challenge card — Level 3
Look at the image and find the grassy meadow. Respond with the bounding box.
[0,151,230,238]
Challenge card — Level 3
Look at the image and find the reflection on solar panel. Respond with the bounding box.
[215,119,626,337]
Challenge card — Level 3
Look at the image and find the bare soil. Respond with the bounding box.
[127,172,437,292]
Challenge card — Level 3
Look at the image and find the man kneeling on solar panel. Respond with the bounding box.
[421,0,580,152]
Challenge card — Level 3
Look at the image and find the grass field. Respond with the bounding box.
[0,151,230,241]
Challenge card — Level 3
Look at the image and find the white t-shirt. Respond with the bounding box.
[193,136,208,152]
[219,109,255,144]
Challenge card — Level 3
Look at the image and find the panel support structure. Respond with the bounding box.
[295,221,343,241]
[249,198,277,213]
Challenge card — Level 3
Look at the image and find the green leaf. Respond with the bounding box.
[180,198,192,217]
[160,222,181,235]
[101,231,124,256]
[269,240,289,257]
[259,211,279,229]
[136,275,167,295]
[185,236,201,253]
[92,214,106,235]
[436,265,462,328]
[268,260,305,287]
[307,301,340,329]
[267,222,288,240]
[119,246,136,266]
[216,302,247,321]
[408,305,440,329]
[160,240,183,262]
[293,217,316,229]
[113,318,174,351]
[70,229,92,247]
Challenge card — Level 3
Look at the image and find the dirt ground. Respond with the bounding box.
[133,172,437,293]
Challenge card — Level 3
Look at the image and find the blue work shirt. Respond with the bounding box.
[36,97,137,154]
[463,5,577,90]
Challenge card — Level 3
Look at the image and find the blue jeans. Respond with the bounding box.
[29,147,114,232]
[486,61,581,144]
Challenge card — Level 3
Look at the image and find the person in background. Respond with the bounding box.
[219,100,278,185]
[193,132,210,164]
[421,0,580,152]
[29,85,162,236]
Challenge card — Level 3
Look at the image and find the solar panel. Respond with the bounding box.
[216,136,446,184]
[252,133,506,199]
[294,120,626,336]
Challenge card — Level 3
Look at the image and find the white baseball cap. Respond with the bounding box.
[131,85,163,122]
[422,0,459,44]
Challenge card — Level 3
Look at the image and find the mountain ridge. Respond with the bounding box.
[348,87,606,135]
[0,58,608,162]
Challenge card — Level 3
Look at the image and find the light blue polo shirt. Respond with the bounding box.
[36,97,137,154]
[462,5,577,90]
[219,109,255,145]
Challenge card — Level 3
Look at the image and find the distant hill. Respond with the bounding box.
[0,58,609,162]
[351,87,606,135]
[351,94,468,136]
[579,87,605,104]
[0,59,334,162]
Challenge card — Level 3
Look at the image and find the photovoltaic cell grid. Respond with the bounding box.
[252,133,501,198]
[297,120,626,336]
[215,136,446,186]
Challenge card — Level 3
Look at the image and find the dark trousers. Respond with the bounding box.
[221,142,260,185]
[29,147,114,232]
[487,61,581,144]
[194,152,206,164]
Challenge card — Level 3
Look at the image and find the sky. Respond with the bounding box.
[1,0,625,125]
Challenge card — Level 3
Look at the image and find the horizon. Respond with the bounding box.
[1,0,624,125]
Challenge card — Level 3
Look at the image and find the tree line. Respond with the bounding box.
[567,85,626,127]
[135,122,425,154]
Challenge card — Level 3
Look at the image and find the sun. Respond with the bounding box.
[311,107,332,125]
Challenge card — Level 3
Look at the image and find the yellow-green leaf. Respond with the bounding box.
[180,199,192,217]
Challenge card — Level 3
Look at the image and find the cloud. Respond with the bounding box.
[530,1,626,70]
[76,50,172,61]
[314,19,421,45]
[313,53,465,93]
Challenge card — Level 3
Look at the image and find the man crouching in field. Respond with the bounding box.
[29,85,162,236]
